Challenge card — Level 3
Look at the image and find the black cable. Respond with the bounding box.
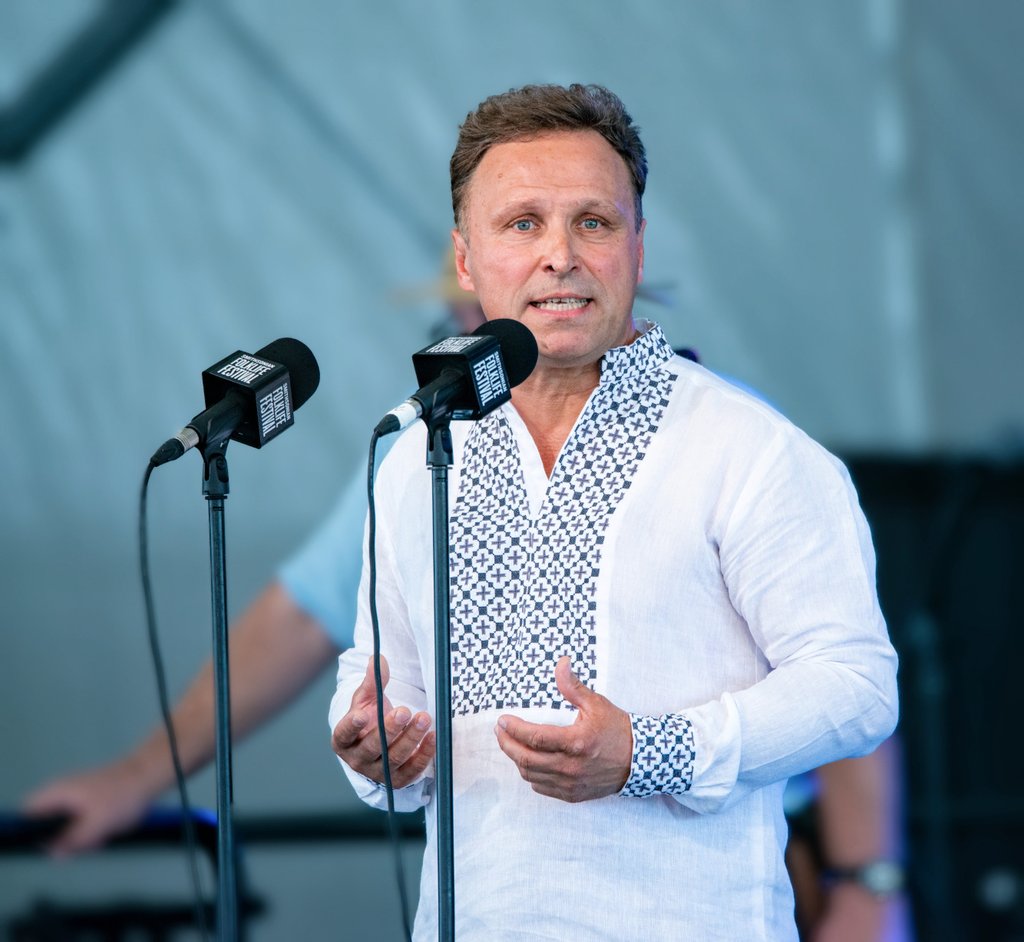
[367,429,414,942]
[139,460,212,941]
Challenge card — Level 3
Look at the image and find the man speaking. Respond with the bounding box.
[330,83,898,941]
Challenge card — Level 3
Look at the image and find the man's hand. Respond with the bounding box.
[812,883,895,942]
[494,656,632,802]
[22,759,154,858]
[331,655,435,788]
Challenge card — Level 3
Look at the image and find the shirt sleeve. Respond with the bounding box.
[620,713,697,797]
[655,425,897,811]
[328,429,434,812]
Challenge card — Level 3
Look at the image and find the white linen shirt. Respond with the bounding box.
[330,324,898,941]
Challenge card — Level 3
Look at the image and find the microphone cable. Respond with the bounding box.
[139,460,212,941]
[367,428,415,942]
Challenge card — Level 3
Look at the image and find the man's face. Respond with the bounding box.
[452,130,645,373]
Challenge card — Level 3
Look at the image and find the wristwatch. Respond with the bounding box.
[824,860,905,898]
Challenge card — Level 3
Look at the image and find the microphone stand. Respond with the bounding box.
[201,442,239,942]
[424,410,455,942]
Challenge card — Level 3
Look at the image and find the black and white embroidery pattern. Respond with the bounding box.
[621,713,697,797]
[449,327,677,715]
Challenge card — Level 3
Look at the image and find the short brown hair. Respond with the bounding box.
[450,83,647,233]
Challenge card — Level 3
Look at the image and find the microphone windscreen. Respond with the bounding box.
[255,338,320,409]
[472,319,538,388]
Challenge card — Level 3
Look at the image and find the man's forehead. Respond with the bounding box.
[479,129,621,168]
[466,132,633,207]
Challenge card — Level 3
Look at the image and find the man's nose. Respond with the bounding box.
[541,226,579,274]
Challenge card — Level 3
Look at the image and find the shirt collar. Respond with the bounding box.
[599,320,674,384]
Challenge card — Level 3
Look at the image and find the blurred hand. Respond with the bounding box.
[331,655,435,788]
[812,884,908,942]
[22,759,153,858]
[494,656,632,803]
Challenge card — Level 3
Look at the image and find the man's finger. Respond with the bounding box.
[495,715,572,757]
[354,654,390,707]
[331,709,371,752]
[362,713,436,787]
[554,656,594,711]
[379,709,432,763]
[381,730,437,789]
[333,655,394,752]
[335,704,431,767]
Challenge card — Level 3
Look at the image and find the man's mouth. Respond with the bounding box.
[530,297,590,312]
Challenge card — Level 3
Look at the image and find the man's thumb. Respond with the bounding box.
[357,653,389,703]
[554,656,591,709]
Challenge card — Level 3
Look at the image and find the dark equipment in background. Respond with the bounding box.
[846,453,1024,942]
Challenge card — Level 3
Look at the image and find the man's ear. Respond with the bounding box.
[636,217,646,286]
[451,228,475,293]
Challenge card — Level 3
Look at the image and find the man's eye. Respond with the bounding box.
[581,218,602,230]
[513,220,534,231]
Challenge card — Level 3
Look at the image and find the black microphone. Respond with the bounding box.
[375,318,538,435]
[150,338,320,466]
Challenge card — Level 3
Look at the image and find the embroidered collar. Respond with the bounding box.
[451,324,678,716]
[599,320,675,385]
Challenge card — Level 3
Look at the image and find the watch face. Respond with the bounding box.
[859,861,905,896]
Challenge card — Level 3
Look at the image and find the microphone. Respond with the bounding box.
[375,318,538,435]
[150,337,320,466]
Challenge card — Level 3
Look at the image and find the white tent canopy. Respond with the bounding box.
[1,1,1020,936]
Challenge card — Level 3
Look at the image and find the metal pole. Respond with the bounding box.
[426,418,455,942]
[204,449,238,941]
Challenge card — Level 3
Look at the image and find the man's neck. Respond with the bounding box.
[510,362,601,477]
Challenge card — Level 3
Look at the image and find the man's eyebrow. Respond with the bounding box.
[492,197,628,219]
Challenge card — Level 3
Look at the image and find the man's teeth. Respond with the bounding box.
[532,298,589,311]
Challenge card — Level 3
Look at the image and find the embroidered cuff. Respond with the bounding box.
[621,713,696,797]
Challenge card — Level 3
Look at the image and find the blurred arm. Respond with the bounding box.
[810,737,910,942]
[23,580,339,856]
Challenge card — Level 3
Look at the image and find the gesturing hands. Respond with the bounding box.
[333,655,630,801]
[494,656,633,803]
[331,655,436,788]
